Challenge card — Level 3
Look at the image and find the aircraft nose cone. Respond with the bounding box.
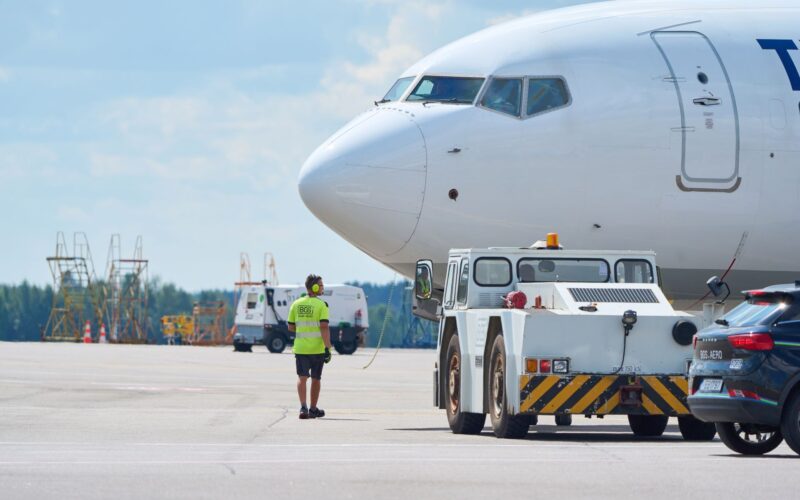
[299,109,427,257]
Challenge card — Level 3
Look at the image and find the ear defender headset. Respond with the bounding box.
[310,275,321,294]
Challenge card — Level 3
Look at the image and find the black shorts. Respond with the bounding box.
[295,354,325,380]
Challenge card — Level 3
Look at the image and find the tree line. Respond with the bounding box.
[0,279,436,348]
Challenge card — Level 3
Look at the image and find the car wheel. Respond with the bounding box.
[678,415,717,441]
[555,414,573,427]
[445,334,486,434]
[334,341,357,355]
[780,390,800,455]
[628,415,669,437]
[487,335,529,439]
[266,333,287,353]
[715,422,783,455]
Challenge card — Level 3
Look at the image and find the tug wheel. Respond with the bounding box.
[488,335,529,439]
[445,334,485,434]
[678,415,716,441]
[628,415,668,437]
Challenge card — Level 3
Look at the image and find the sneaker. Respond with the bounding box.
[309,407,325,419]
[299,407,309,420]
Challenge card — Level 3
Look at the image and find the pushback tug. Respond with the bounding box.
[413,234,716,440]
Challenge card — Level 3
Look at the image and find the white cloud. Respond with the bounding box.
[0,143,58,178]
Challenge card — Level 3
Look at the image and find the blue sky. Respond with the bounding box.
[0,0,595,290]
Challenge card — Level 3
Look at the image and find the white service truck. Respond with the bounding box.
[413,237,716,440]
[233,284,368,355]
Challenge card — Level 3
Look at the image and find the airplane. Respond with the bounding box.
[298,0,800,302]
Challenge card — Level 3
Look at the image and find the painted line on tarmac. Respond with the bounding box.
[0,441,721,449]
[0,456,744,466]
[0,406,436,415]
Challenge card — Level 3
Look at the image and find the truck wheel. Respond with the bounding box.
[716,422,783,455]
[334,341,357,355]
[678,415,716,441]
[233,341,251,353]
[628,415,668,437]
[266,333,287,353]
[555,414,572,427]
[782,391,800,455]
[445,334,486,434]
[488,335,529,439]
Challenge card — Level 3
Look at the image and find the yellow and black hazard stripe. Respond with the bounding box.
[519,374,690,416]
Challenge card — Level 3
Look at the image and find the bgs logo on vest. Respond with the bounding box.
[298,305,313,317]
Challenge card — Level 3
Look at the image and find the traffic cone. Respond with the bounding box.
[83,321,92,343]
[99,323,108,344]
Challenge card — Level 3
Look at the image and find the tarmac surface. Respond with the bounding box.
[0,342,797,499]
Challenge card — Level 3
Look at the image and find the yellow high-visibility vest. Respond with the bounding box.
[288,295,329,354]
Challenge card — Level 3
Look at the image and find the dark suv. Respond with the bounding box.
[688,283,800,455]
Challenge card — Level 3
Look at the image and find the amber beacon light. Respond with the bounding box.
[546,233,559,249]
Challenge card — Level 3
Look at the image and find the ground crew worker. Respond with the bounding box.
[288,274,332,419]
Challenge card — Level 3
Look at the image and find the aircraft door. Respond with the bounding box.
[652,31,741,192]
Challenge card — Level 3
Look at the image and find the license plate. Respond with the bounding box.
[699,378,723,393]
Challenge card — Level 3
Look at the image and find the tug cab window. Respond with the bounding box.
[456,259,470,305]
[517,258,609,283]
[407,76,485,104]
[383,77,415,102]
[480,78,522,117]
[615,260,654,284]
[474,258,512,286]
[527,78,569,116]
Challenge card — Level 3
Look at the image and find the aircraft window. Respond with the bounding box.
[517,258,609,283]
[383,77,415,102]
[615,260,654,284]
[474,258,512,286]
[480,78,522,117]
[527,78,569,116]
[246,293,258,309]
[456,259,469,305]
[407,76,485,104]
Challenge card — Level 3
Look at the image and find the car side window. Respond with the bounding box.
[527,78,569,116]
[480,78,522,117]
[456,259,469,306]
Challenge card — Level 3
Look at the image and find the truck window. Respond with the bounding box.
[444,262,457,308]
[474,258,511,286]
[456,259,469,305]
[615,260,654,284]
[517,258,609,283]
[246,293,258,309]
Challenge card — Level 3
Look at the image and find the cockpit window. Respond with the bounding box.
[382,77,415,102]
[480,78,522,117]
[406,76,485,104]
[527,78,569,116]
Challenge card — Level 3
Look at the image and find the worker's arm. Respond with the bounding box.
[287,301,296,333]
[320,321,331,349]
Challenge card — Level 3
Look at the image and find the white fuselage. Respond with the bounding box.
[298,1,800,299]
